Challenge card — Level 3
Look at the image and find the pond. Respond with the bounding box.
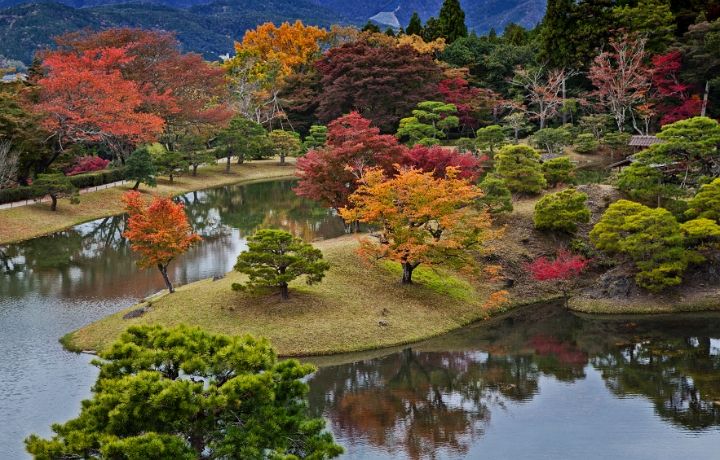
[1,179,719,459]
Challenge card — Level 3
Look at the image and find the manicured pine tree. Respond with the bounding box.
[438,0,468,44]
[494,145,547,194]
[406,12,423,36]
[33,174,79,211]
[124,146,158,191]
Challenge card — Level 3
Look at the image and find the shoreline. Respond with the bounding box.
[0,158,298,245]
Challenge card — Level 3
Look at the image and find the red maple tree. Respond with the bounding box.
[65,156,110,176]
[295,112,406,226]
[36,47,165,164]
[651,51,703,126]
[121,191,202,293]
[402,144,484,182]
[524,250,590,307]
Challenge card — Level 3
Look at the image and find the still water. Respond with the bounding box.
[1,179,720,459]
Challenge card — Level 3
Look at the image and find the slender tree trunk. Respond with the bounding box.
[169,174,174,184]
[701,80,709,117]
[50,195,57,211]
[193,165,198,176]
[226,154,231,173]
[133,181,140,191]
[401,262,416,284]
[514,128,519,145]
[280,153,285,165]
[158,263,174,293]
[561,77,567,125]
[343,220,360,233]
[280,282,290,300]
[562,288,568,308]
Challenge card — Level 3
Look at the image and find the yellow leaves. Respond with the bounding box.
[396,34,446,55]
[235,21,327,78]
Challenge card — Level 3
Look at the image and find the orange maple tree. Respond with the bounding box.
[339,166,498,284]
[121,191,202,293]
[35,47,165,162]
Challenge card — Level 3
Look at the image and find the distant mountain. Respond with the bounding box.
[305,0,545,33]
[0,0,349,63]
[0,0,545,64]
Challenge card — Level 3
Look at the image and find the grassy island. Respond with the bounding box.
[0,159,297,245]
[63,236,504,356]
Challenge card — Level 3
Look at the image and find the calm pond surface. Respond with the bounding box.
[2,179,720,459]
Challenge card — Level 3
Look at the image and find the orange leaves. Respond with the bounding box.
[121,191,202,270]
[340,166,495,275]
[36,47,164,148]
[236,20,327,78]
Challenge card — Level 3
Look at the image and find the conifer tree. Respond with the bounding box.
[33,174,79,211]
[538,0,577,68]
[438,0,468,44]
[534,188,590,233]
[494,145,547,194]
[124,146,158,191]
[406,12,423,36]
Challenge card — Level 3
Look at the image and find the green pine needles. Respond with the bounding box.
[233,229,330,300]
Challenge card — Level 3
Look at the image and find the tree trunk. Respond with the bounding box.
[701,80,709,117]
[158,263,174,293]
[561,76,567,125]
[343,220,360,233]
[401,262,416,284]
[133,181,140,191]
[226,155,231,173]
[562,289,568,308]
[169,174,174,184]
[514,128,519,145]
[193,165,198,176]
[50,195,57,211]
[280,153,286,165]
[280,282,290,300]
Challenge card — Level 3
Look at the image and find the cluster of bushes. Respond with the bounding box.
[0,167,125,205]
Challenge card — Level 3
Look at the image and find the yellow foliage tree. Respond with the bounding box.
[339,166,498,284]
[397,34,446,56]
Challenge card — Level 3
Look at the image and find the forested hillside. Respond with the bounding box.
[0,0,348,62]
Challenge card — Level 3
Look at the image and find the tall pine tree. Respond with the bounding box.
[438,0,468,44]
[538,0,577,68]
[407,12,423,36]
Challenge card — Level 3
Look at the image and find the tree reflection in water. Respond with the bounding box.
[306,304,720,459]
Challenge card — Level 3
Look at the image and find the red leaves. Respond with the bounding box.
[402,144,483,182]
[65,156,110,176]
[36,47,165,149]
[524,250,589,282]
[121,191,202,270]
[651,52,702,125]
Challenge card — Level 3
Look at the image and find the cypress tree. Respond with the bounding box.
[537,0,577,68]
[438,0,468,44]
[406,12,423,36]
[385,27,396,37]
[361,21,381,33]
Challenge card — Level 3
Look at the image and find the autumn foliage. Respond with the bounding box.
[340,166,495,284]
[402,144,484,182]
[64,156,110,176]
[122,191,202,293]
[524,250,589,306]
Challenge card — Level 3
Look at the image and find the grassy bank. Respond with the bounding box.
[569,296,720,315]
[0,158,297,245]
[64,236,505,356]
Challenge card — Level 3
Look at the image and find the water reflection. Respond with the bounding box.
[0,179,347,459]
[305,304,720,459]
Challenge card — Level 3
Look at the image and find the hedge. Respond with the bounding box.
[0,168,126,205]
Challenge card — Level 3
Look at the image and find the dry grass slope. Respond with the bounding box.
[66,236,503,356]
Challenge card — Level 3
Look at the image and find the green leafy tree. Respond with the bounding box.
[614,0,676,54]
[475,125,507,155]
[477,174,513,214]
[541,157,574,187]
[33,173,79,211]
[302,125,328,153]
[406,12,424,36]
[685,178,720,221]
[529,127,573,155]
[25,324,343,459]
[268,130,301,165]
[680,217,720,248]
[233,229,330,300]
[396,101,459,145]
[534,189,590,233]
[503,113,530,144]
[154,149,189,183]
[438,0,468,44]
[575,133,601,153]
[590,200,703,291]
[602,131,632,158]
[178,135,217,176]
[579,114,610,141]
[422,17,443,42]
[361,22,382,33]
[124,146,158,190]
[215,118,271,172]
[494,145,547,194]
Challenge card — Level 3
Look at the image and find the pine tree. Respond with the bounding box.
[406,12,423,36]
[494,145,547,194]
[362,21,381,33]
[438,0,468,44]
[537,0,578,68]
[124,146,158,191]
[33,174,79,211]
[534,188,590,233]
[385,28,396,37]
